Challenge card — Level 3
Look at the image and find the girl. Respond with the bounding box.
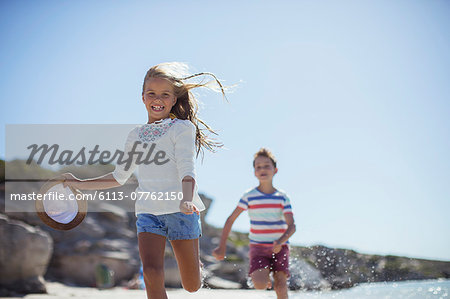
[62,62,225,299]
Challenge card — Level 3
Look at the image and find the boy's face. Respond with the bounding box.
[254,156,278,183]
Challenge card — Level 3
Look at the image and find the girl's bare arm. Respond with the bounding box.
[179,176,199,214]
[62,172,121,190]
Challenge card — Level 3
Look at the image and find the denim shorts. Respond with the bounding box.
[136,212,202,240]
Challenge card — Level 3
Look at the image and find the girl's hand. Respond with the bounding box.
[272,240,282,254]
[61,173,82,189]
[179,201,199,215]
[212,246,226,261]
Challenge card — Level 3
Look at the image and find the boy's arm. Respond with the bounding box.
[212,207,244,260]
[273,213,296,253]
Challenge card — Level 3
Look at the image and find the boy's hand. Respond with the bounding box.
[179,201,199,215]
[212,246,226,261]
[272,240,282,254]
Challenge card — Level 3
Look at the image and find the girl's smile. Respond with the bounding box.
[151,105,165,112]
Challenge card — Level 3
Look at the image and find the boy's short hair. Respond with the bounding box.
[253,148,277,168]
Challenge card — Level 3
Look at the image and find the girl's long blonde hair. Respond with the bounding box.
[142,62,226,157]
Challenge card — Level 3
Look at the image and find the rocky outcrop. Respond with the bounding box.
[1,160,450,294]
[1,185,140,289]
[294,245,450,289]
[1,160,141,290]
[1,207,140,289]
[0,214,53,296]
[288,258,331,290]
[43,203,140,287]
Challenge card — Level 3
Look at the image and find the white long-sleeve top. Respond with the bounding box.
[112,118,205,215]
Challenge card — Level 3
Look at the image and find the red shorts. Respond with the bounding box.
[248,244,289,277]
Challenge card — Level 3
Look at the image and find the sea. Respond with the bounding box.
[290,279,449,299]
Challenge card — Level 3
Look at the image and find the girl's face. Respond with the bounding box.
[254,156,277,182]
[142,77,177,123]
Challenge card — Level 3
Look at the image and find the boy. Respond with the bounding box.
[213,148,296,299]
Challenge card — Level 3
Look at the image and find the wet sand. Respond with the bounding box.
[8,282,279,299]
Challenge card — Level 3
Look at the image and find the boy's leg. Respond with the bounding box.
[273,271,289,299]
[138,232,168,299]
[170,238,201,293]
[250,268,271,290]
[249,245,272,289]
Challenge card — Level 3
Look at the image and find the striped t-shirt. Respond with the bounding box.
[237,188,293,245]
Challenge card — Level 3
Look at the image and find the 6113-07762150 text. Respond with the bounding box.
[9,191,184,201]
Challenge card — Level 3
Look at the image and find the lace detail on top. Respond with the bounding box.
[138,118,177,142]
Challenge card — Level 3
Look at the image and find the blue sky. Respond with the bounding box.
[1,0,449,261]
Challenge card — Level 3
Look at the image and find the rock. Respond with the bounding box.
[0,276,47,297]
[95,203,129,223]
[0,213,53,294]
[164,256,182,288]
[199,193,212,223]
[37,204,140,287]
[46,229,140,287]
[48,251,138,286]
[206,261,248,287]
[329,276,355,289]
[205,276,241,289]
[288,258,331,290]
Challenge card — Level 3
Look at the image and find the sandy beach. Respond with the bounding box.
[6,280,450,299]
[5,283,279,299]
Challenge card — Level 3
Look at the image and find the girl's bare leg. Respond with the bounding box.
[273,271,289,299]
[170,238,201,292]
[250,268,270,290]
[138,233,167,299]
